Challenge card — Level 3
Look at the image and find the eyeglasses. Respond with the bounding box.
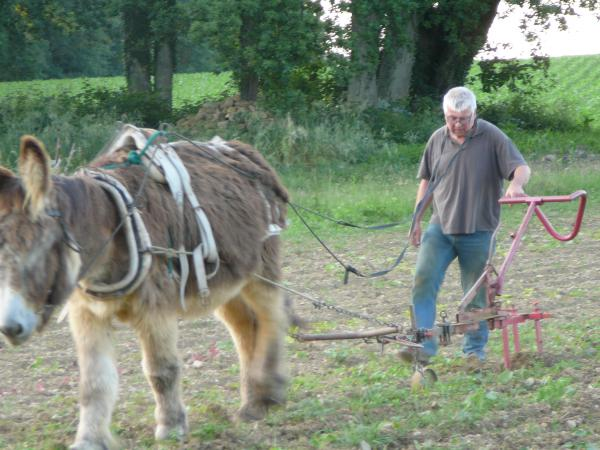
[445,114,473,124]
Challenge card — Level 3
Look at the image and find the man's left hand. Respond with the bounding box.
[504,183,526,198]
[504,165,531,198]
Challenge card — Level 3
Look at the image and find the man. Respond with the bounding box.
[401,86,531,365]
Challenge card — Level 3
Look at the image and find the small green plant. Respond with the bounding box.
[535,376,576,405]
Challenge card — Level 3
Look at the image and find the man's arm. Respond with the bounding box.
[409,178,431,247]
[504,164,531,198]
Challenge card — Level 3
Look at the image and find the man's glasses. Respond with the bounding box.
[445,114,473,124]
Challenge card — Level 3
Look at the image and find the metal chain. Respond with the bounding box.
[253,274,404,329]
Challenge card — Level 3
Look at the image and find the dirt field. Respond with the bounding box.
[1,200,599,449]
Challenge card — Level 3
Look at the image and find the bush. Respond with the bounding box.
[477,94,585,132]
[0,93,122,170]
[244,109,393,166]
[71,84,183,127]
[178,105,409,168]
[0,86,213,171]
[468,60,588,132]
[361,101,442,145]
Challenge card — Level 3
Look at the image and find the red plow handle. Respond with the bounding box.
[499,190,587,241]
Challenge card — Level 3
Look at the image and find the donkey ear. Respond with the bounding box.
[0,167,19,211]
[18,135,52,217]
[0,166,16,187]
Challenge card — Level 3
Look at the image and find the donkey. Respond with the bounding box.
[0,130,289,449]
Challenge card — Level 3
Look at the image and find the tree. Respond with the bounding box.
[122,0,178,109]
[191,0,327,104]
[0,0,122,81]
[123,1,153,93]
[343,0,418,107]
[0,1,51,81]
[152,0,177,106]
[410,0,501,99]
[335,0,600,107]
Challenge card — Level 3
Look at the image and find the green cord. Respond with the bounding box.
[126,129,167,165]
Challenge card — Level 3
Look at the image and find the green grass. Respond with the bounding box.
[281,164,417,241]
[280,160,600,244]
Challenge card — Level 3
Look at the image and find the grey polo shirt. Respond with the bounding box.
[417,118,527,234]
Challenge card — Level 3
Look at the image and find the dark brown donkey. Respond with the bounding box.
[0,131,289,449]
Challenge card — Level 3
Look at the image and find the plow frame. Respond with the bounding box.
[296,190,587,369]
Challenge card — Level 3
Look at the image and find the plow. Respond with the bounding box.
[293,190,587,384]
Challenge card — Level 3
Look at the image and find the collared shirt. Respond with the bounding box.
[417,118,527,234]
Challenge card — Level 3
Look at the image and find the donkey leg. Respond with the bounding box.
[232,281,288,421]
[68,304,118,450]
[135,313,188,441]
[215,296,256,408]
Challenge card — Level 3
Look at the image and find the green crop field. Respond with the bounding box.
[1,54,598,123]
[547,55,600,124]
[470,54,600,128]
[0,71,235,109]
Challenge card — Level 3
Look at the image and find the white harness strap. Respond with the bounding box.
[81,170,153,297]
[258,189,283,238]
[101,124,220,304]
[144,144,219,300]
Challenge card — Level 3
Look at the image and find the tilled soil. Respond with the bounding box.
[1,203,599,449]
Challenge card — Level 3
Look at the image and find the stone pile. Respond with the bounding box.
[178,96,269,130]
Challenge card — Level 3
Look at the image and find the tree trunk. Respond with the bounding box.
[411,0,501,100]
[153,0,177,110]
[239,7,259,101]
[122,0,152,93]
[155,41,174,107]
[240,70,259,101]
[346,1,379,108]
[377,15,417,103]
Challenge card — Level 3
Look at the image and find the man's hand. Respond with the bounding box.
[410,179,430,248]
[504,182,526,198]
[409,222,422,247]
[504,165,531,198]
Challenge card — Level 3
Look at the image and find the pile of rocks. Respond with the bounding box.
[178,96,269,130]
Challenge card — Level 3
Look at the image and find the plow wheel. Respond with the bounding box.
[410,367,438,391]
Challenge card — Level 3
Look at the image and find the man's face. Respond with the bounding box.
[444,107,475,140]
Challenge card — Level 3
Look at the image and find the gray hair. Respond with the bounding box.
[443,87,477,114]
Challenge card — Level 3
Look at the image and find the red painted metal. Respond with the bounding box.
[502,326,511,369]
[487,307,553,368]
[462,191,587,368]
[499,190,586,241]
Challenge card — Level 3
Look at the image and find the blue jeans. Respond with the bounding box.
[411,223,492,360]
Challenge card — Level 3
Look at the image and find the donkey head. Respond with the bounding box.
[0,136,80,345]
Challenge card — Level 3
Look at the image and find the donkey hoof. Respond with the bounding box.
[235,403,269,422]
[70,439,114,450]
[155,423,188,441]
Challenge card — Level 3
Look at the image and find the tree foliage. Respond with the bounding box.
[188,0,328,106]
[0,0,122,81]
[0,0,221,82]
